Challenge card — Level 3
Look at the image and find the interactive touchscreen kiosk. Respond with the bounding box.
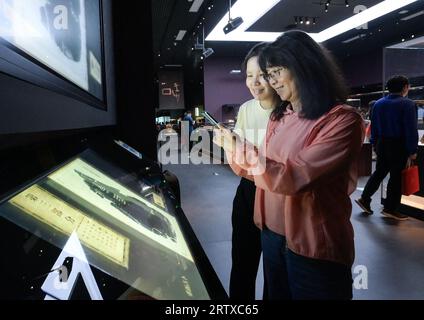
[0,142,224,300]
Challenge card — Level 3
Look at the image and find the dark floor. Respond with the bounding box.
[164,158,424,300]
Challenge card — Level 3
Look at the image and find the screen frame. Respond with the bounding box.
[0,0,107,110]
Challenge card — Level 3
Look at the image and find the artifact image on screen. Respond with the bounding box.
[73,169,176,242]
[0,0,103,99]
[40,0,82,62]
[48,158,193,262]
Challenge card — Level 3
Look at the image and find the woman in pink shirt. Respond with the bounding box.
[215,30,364,299]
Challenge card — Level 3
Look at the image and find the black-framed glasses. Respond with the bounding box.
[264,67,285,82]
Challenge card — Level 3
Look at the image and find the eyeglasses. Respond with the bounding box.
[264,67,285,82]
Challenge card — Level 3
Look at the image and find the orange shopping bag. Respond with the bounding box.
[401,163,419,196]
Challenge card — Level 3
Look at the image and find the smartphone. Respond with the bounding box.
[202,111,222,128]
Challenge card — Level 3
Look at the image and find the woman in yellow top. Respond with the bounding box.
[228,43,280,299]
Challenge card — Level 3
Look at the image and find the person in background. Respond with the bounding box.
[366,100,377,158]
[368,100,377,120]
[182,111,195,151]
[355,76,418,220]
[215,30,364,299]
[228,42,281,300]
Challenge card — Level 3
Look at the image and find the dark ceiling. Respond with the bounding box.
[152,0,424,70]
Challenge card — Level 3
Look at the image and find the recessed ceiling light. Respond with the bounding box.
[206,0,419,43]
[189,0,204,13]
[175,30,187,41]
[400,10,424,21]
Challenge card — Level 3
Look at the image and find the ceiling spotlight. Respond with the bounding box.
[300,17,304,24]
[345,0,349,7]
[202,47,214,58]
[294,16,298,24]
[223,0,244,34]
[306,18,310,25]
[224,17,244,34]
[313,17,317,25]
[324,0,331,12]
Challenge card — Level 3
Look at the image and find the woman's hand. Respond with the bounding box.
[213,126,236,153]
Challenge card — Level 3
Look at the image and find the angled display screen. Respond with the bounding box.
[48,158,193,262]
[0,0,104,101]
[0,150,210,299]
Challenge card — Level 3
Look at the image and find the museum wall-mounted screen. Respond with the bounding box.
[0,0,105,104]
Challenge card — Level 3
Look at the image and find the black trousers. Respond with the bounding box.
[229,177,263,299]
[362,138,408,212]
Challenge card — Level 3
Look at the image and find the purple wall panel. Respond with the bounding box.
[204,50,387,120]
[383,48,424,81]
[204,56,251,121]
[340,49,383,87]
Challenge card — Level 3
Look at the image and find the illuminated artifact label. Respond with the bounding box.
[10,185,130,268]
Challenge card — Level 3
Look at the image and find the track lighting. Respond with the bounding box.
[294,16,318,26]
[223,0,243,34]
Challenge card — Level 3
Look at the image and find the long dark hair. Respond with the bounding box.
[259,30,348,121]
[242,42,268,72]
[386,75,409,93]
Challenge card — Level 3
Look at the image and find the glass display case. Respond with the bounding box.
[0,139,227,300]
[381,141,424,219]
[378,45,424,220]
